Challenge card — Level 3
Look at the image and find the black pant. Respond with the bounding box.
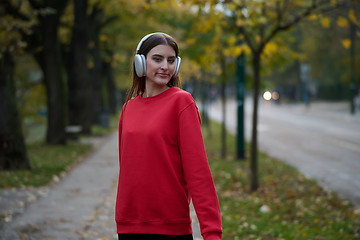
[118,234,193,240]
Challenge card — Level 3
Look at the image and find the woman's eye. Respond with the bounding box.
[168,59,175,64]
[154,57,161,62]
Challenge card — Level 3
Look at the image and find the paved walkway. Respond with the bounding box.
[0,133,202,239]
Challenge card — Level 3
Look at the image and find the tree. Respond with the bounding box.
[0,52,31,170]
[221,0,348,191]
[334,1,360,112]
[61,0,123,132]
[65,0,94,134]
[3,0,71,145]
[178,1,247,158]
[27,0,70,144]
[85,0,126,125]
[0,4,31,170]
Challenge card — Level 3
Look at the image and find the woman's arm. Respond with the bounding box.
[178,102,222,240]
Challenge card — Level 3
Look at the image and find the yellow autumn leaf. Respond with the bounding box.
[88,58,94,69]
[142,3,150,11]
[296,1,305,7]
[223,48,231,57]
[226,36,236,46]
[114,53,127,63]
[99,34,108,42]
[264,42,278,56]
[336,17,349,28]
[240,44,251,55]
[349,9,358,24]
[185,37,196,45]
[236,19,247,27]
[215,67,221,76]
[321,17,331,28]
[273,215,280,221]
[341,39,352,49]
[307,14,317,21]
[258,16,267,24]
[226,3,236,12]
[223,46,242,57]
[232,46,242,56]
[331,0,337,5]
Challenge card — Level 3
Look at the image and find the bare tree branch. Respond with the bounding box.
[259,2,266,47]
[263,0,341,47]
[239,26,255,53]
[89,2,102,21]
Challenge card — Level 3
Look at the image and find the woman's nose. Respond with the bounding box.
[160,61,169,70]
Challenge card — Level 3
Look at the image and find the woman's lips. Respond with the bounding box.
[157,73,169,77]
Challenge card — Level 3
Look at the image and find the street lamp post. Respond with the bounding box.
[236,52,245,160]
[350,22,356,115]
[300,63,310,106]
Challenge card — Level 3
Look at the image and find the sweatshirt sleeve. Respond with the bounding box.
[178,102,222,240]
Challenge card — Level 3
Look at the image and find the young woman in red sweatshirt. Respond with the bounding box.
[116,32,222,240]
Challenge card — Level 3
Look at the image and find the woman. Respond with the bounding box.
[116,32,222,240]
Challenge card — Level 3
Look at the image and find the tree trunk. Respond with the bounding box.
[220,58,227,158]
[103,57,117,114]
[250,53,260,191]
[29,0,69,145]
[221,81,227,158]
[89,20,103,125]
[39,16,67,144]
[0,51,30,170]
[67,0,93,134]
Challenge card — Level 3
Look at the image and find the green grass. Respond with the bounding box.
[0,141,92,188]
[0,111,120,188]
[202,121,360,240]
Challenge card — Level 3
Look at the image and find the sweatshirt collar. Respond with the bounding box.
[138,87,177,102]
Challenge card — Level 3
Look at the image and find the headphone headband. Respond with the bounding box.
[136,32,169,53]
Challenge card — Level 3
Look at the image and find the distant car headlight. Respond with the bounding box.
[263,91,272,101]
[272,91,279,100]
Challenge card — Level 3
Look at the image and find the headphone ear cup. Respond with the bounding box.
[134,54,146,77]
[173,57,181,78]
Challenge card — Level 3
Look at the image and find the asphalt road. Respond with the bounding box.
[208,97,360,207]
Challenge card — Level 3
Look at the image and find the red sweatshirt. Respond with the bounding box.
[116,87,222,240]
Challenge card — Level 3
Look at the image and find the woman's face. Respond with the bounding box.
[145,44,176,88]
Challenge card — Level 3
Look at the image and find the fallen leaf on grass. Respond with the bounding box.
[259,204,271,213]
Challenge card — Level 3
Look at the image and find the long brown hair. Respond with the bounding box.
[125,33,181,103]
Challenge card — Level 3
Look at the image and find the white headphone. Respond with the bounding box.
[134,32,181,78]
